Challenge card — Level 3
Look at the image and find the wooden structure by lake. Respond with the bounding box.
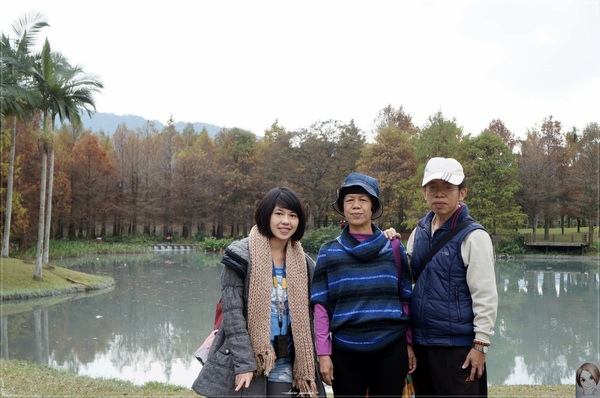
[523,233,589,255]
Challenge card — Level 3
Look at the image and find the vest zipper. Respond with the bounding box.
[454,286,462,322]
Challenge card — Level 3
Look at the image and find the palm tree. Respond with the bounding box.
[0,13,48,258]
[30,38,103,279]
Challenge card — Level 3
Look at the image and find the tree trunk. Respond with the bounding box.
[543,215,550,240]
[43,147,55,264]
[34,149,48,280]
[1,117,17,257]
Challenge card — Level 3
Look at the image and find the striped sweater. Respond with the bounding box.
[310,225,411,352]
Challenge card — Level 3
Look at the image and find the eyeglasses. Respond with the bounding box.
[425,185,460,195]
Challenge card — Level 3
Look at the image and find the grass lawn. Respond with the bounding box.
[0,257,114,300]
[0,359,575,398]
[518,226,596,243]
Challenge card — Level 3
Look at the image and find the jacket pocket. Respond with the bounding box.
[192,344,236,397]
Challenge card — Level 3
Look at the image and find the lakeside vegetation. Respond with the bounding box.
[10,225,598,263]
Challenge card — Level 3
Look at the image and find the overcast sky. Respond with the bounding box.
[2,0,599,139]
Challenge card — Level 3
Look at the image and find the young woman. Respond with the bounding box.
[192,187,325,398]
[310,172,416,397]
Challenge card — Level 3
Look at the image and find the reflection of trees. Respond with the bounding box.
[33,308,50,363]
[490,259,599,384]
[1,317,7,358]
[490,261,528,383]
[45,253,223,384]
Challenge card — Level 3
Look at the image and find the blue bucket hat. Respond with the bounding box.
[332,172,383,219]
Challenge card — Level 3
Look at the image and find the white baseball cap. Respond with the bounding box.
[422,157,465,186]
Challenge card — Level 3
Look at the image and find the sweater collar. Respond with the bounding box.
[337,224,389,262]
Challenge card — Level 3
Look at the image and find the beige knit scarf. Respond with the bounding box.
[247,226,318,397]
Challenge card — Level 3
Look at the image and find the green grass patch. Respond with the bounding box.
[16,239,154,260]
[0,358,574,397]
[0,258,114,300]
[518,226,593,243]
[0,359,198,397]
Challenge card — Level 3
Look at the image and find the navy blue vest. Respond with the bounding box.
[410,205,485,346]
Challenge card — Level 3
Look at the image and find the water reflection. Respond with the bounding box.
[1,254,598,387]
[489,259,599,385]
[2,252,223,387]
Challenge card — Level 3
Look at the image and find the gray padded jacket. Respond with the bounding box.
[192,238,326,397]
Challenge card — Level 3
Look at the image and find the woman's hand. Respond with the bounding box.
[234,371,254,391]
[318,355,334,386]
[407,344,417,374]
[383,228,401,240]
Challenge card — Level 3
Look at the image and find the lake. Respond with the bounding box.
[1,252,598,388]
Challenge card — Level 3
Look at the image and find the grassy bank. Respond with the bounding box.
[0,258,114,300]
[16,239,155,260]
[0,359,573,397]
[1,359,197,397]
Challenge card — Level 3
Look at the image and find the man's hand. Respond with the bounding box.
[462,349,485,382]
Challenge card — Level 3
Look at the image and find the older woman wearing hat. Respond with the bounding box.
[310,172,416,397]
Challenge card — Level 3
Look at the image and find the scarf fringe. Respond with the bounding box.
[294,376,319,397]
[254,350,276,376]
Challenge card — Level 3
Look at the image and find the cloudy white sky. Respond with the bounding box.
[2,0,599,139]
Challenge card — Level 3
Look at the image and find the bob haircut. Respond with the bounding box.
[255,187,306,242]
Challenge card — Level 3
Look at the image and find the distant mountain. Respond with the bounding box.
[79,112,222,137]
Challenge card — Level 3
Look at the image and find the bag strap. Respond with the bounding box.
[214,299,223,330]
[414,220,474,281]
[391,238,405,300]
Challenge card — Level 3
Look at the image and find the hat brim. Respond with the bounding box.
[422,172,464,187]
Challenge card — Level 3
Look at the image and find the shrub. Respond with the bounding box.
[193,230,208,242]
[199,237,234,252]
[302,225,341,253]
[495,232,526,255]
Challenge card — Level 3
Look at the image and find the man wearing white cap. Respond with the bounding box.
[405,157,497,396]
